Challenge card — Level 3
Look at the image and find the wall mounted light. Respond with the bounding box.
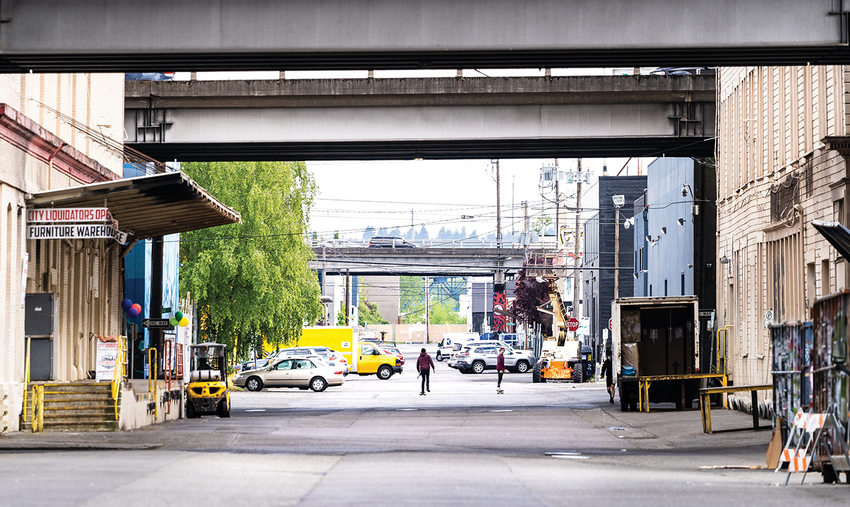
[720,256,731,264]
[661,227,667,234]
[677,218,685,226]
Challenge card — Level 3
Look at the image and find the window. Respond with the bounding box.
[649,284,653,297]
[681,273,686,295]
[834,199,845,225]
[822,259,831,297]
[664,279,668,296]
[276,360,292,370]
[295,359,314,369]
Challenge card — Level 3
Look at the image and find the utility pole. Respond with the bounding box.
[512,174,516,237]
[573,158,582,317]
[554,159,560,247]
[424,275,431,344]
[612,195,625,300]
[344,270,350,325]
[494,159,502,248]
[522,201,529,245]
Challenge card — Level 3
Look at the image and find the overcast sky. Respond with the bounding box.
[307,157,652,242]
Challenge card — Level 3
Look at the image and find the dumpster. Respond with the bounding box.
[770,321,812,440]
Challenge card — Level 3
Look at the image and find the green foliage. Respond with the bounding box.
[358,297,388,325]
[337,309,347,326]
[180,161,322,359]
[402,299,466,325]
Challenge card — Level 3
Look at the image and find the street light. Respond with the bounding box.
[613,195,624,300]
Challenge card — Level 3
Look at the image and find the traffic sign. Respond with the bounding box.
[142,318,173,329]
[567,318,580,332]
[608,318,613,331]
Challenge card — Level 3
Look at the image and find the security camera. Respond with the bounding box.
[681,185,688,197]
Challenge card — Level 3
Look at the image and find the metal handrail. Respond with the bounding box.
[22,337,31,423]
[111,336,126,421]
[31,385,44,433]
[148,348,158,420]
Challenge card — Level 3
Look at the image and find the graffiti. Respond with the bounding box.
[493,290,507,332]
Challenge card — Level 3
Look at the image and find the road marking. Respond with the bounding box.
[490,409,514,412]
[397,408,418,411]
[245,409,266,412]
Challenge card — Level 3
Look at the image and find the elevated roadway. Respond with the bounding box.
[311,245,531,276]
[0,1,848,72]
[125,75,715,160]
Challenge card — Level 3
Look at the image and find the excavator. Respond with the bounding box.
[532,285,585,383]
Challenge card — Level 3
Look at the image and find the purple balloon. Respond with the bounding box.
[121,298,133,311]
[128,306,140,318]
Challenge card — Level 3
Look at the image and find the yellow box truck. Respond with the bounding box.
[297,327,402,379]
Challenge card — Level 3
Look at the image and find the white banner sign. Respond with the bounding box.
[27,223,128,243]
[27,207,112,223]
[95,340,117,381]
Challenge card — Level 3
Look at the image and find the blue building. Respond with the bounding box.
[123,163,181,378]
[632,157,716,370]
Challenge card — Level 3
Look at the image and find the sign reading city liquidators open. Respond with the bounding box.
[26,207,128,244]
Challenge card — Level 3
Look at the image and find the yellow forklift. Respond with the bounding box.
[186,343,230,418]
[532,286,585,383]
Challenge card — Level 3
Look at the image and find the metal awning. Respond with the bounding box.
[26,171,240,238]
[812,220,850,260]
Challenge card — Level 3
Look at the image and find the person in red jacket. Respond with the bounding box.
[416,348,435,395]
[496,348,506,394]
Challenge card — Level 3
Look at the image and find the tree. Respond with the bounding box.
[180,161,322,359]
[359,298,388,325]
[513,270,551,326]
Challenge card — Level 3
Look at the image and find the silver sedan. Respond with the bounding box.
[233,357,345,392]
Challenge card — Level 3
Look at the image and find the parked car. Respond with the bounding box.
[233,356,345,392]
[379,344,405,366]
[453,343,535,374]
[447,340,513,368]
[436,332,479,361]
[270,346,349,375]
[367,235,415,248]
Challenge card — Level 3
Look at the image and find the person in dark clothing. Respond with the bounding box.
[496,348,506,394]
[416,348,435,395]
[601,353,614,404]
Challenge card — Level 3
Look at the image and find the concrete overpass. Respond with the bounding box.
[125,75,715,160]
[311,245,531,276]
[0,1,848,72]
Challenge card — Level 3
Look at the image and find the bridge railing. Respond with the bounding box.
[310,239,560,250]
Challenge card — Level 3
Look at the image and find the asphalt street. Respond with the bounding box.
[1,344,848,506]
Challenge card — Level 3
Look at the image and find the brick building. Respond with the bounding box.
[715,65,848,387]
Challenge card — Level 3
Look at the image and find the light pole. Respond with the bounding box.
[612,195,625,300]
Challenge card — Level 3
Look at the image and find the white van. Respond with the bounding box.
[436,332,479,361]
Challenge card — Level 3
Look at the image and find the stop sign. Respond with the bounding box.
[567,318,580,332]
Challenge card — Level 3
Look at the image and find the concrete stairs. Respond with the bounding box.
[21,381,119,432]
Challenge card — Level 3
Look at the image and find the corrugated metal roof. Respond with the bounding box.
[25,171,240,238]
[812,220,850,261]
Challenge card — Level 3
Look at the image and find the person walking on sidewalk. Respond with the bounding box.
[496,348,506,394]
[417,348,435,395]
[601,352,614,404]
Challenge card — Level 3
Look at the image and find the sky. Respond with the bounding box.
[306,157,652,243]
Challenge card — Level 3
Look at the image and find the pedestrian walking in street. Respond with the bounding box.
[496,347,506,394]
[417,348,435,395]
[601,352,614,404]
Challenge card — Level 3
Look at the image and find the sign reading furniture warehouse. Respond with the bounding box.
[26,207,128,244]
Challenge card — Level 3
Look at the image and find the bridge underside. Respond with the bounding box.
[1,0,849,72]
[129,137,713,162]
[5,47,850,73]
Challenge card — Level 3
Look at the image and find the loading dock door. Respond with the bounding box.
[25,293,55,381]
